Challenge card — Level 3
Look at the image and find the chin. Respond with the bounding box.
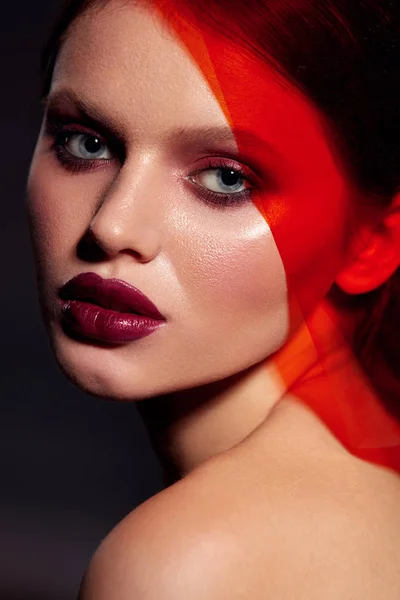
[43,311,287,402]
[53,354,164,401]
[46,332,159,402]
[46,330,205,402]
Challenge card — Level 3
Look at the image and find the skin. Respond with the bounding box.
[26,1,400,597]
[28,3,291,400]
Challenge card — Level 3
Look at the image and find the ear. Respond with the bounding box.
[336,193,400,294]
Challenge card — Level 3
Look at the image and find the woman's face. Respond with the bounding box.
[26,0,352,400]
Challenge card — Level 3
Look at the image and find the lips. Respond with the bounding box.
[58,272,165,320]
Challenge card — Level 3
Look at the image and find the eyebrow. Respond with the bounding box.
[42,89,280,159]
[42,90,125,141]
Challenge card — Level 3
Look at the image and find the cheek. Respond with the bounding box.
[171,206,289,344]
[159,15,350,320]
[27,157,102,276]
[204,230,286,317]
[27,161,71,258]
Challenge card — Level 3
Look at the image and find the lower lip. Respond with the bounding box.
[60,300,165,343]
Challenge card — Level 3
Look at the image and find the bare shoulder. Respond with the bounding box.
[78,458,245,600]
[78,456,254,600]
[79,427,400,599]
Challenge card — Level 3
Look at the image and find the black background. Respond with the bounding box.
[1,3,163,598]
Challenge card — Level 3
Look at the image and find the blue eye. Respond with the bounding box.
[45,117,256,207]
[62,133,112,160]
[191,167,248,194]
[187,161,254,208]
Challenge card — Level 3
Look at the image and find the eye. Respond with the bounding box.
[189,166,250,195]
[186,159,255,208]
[62,132,113,160]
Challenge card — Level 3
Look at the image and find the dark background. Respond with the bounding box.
[1,3,163,598]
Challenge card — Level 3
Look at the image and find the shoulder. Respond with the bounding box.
[78,448,400,600]
[78,456,246,600]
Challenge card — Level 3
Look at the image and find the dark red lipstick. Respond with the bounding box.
[58,272,165,343]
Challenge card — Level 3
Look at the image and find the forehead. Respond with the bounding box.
[51,0,341,177]
[48,0,353,319]
[52,1,231,137]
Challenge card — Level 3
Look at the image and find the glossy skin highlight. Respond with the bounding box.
[27,0,400,472]
[27,2,400,598]
[156,0,400,470]
[27,2,291,400]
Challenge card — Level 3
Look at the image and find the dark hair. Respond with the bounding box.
[39,0,400,414]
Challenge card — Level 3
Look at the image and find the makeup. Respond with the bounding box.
[59,272,166,343]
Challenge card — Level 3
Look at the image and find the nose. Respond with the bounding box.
[87,159,164,262]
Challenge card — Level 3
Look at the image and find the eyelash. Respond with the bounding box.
[45,120,117,173]
[45,120,255,208]
[188,160,253,209]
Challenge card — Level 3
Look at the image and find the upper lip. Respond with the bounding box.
[58,272,165,320]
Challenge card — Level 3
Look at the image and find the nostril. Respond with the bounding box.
[77,229,109,263]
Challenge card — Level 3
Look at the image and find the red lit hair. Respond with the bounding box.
[39,0,400,416]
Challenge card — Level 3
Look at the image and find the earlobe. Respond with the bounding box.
[336,195,400,295]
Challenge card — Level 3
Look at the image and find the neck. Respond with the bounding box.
[136,300,358,485]
[137,359,286,485]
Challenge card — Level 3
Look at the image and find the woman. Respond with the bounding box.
[27,0,400,597]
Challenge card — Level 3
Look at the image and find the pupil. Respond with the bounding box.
[85,136,102,154]
[221,169,239,187]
